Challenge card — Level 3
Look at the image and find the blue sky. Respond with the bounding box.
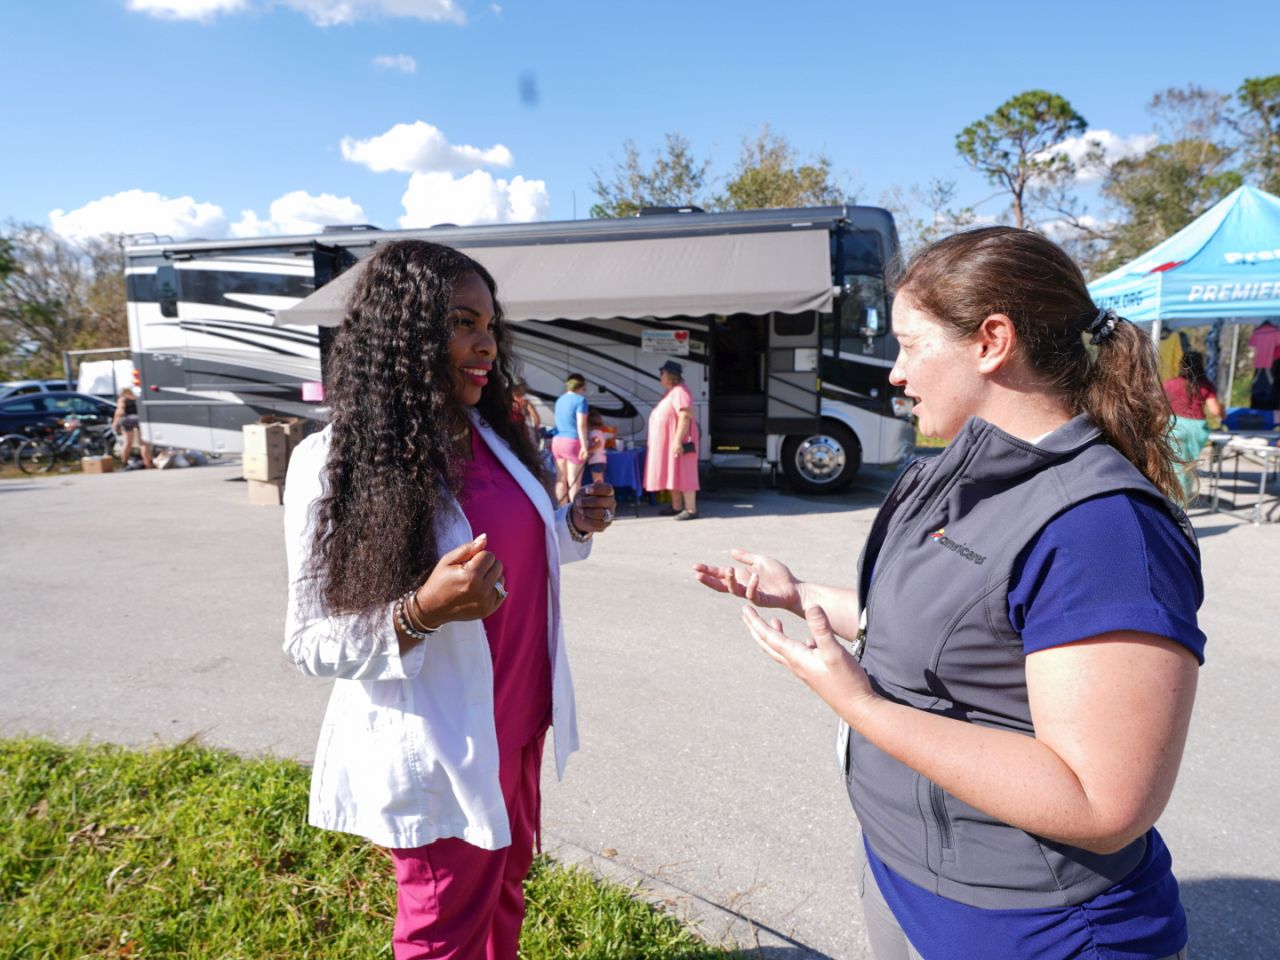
[2,0,1277,241]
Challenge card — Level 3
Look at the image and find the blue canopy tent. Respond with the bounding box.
[1087,185,1280,402]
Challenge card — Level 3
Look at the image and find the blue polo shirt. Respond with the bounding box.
[868,491,1203,960]
[553,392,587,437]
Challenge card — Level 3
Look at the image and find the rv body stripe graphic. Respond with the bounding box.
[764,373,819,416]
[170,323,304,357]
[149,320,318,356]
[154,318,319,348]
[185,319,317,347]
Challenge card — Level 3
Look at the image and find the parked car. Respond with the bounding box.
[0,391,117,435]
[0,379,76,401]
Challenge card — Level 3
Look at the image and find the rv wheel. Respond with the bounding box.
[781,422,860,494]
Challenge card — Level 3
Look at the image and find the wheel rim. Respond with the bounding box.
[793,434,847,485]
[18,442,54,474]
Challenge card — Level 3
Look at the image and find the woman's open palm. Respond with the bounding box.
[693,548,803,615]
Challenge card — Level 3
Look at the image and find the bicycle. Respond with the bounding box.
[0,432,31,464]
[15,417,115,475]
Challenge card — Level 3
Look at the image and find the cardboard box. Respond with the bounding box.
[243,421,289,457]
[80,456,115,474]
[243,451,286,481]
[242,423,288,480]
[246,478,284,506]
[255,415,304,455]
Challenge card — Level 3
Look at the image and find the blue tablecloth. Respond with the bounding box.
[604,448,644,492]
[604,449,647,513]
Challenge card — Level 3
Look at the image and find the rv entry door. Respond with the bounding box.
[709,313,768,452]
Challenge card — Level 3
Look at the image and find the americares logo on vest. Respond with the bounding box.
[929,528,987,565]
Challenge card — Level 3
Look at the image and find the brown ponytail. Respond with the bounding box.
[1083,320,1183,502]
[897,227,1184,503]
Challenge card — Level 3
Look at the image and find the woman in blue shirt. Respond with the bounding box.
[551,373,590,505]
[696,227,1200,960]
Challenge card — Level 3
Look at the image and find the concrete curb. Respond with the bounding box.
[542,834,832,959]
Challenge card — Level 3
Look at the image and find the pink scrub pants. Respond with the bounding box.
[389,733,545,960]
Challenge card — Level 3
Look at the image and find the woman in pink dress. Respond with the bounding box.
[644,359,700,520]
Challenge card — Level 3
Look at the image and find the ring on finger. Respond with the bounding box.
[603,508,613,523]
[494,581,508,601]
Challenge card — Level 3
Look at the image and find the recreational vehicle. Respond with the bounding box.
[123,206,913,492]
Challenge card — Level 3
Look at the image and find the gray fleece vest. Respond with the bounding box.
[847,414,1196,909]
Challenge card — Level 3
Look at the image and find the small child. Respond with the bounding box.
[586,411,609,485]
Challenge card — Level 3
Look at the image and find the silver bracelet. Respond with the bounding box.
[567,511,593,543]
[394,591,440,640]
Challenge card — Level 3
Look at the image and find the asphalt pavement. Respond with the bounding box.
[2,460,1277,958]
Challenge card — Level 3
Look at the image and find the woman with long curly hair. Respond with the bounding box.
[696,228,1203,960]
[283,239,616,959]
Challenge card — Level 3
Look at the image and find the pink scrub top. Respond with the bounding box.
[458,430,552,753]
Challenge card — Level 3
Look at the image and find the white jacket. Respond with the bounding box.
[282,412,590,850]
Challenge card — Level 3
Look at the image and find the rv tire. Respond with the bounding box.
[781,421,860,494]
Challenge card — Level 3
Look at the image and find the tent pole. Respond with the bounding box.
[1225,323,1240,409]
[1151,274,1163,347]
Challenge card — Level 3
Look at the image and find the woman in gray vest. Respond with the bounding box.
[696,227,1201,960]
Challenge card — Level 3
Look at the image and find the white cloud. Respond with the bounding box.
[1039,214,1112,242]
[341,121,513,174]
[373,53,417,73]
[48,188,366,241]
[399,171,548,227]
[230,190,366,237]
[127,0,247,20]
[1039,129,1158,183]
[127,0,462,24]
[279,0,463,26]
[49,189,228,241]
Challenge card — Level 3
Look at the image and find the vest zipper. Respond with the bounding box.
[861,449,977,871]
[930,782,956,862]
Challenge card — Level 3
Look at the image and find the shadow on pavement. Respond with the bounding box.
[0,481,51,493]
[690,483,893,520]
[1187,520,1252,539]
[1182,876,1280,959]
[666,461,917,521]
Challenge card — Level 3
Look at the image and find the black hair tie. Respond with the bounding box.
[1087,307,1121,345]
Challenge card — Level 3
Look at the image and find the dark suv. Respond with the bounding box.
[0,391,117,435]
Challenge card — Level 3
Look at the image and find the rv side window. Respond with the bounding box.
[821,312,836,356]
[840,276,888,339]
[774,312,816,337]
[839,231,884,274]
[155,265,180,318]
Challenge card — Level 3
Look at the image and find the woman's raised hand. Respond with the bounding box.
[693,548,804,615]
[411,533,507,627]
[571,482,616,534]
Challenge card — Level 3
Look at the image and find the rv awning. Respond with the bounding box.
[275,229,834,327]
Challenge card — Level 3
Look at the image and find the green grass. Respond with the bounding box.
[0,459,86,479]
[914,428,948,449]
[0,738,737,959]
